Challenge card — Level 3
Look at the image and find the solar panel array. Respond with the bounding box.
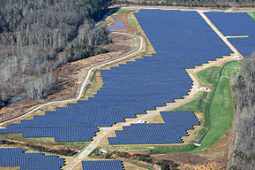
[82,160,123,170]
[205,12,255,57]
[108,111,199,145]
[0,10,232,142]
[0,148,64,170]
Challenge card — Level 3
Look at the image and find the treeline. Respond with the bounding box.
[230,53,255,170]
[0,0,111,108]
[114,0,255,8]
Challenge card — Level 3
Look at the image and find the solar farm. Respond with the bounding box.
[205,12,255,57]
[108,111,199,145]
[0,8,255,170]
[0,148,64,170]
[82,160,123,170]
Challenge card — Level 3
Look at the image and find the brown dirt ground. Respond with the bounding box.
[123,161,149,170]
[98,9,237,170]
[106,10,136,34]
[112,155,160,170]
[0,167,20,170]
[0,21,142,155]
[0,33,139,127]
[0,138,82,155]
[0,8,239,170]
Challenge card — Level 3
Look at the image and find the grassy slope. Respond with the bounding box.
[248,12,255,19]
[193,61,239,151]
[123,161,154,170]
[112,8,139,15]
[128,18,139,34]
[150,61,239,154]
[102,61,239,154]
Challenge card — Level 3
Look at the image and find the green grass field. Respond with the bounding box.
[0,61,239,156]
[149,61,240,154]
[98,61,239,154]
[101,145,155,151]
[248,12,255,20]
[111,8,139,15]
[128,18,136,27]
[128,18,139,34]
[193,61,239,151]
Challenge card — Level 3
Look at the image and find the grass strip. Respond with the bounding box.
[122,160,154,170]
[248,12,255,20]
[0,133,90,147]
[112,8,139,15]
[101,145,155,151]
[128,18,139,34]
[149,61,239,154]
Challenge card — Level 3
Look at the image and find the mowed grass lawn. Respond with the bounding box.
[150,61,240,154]
[128,18,136,27]
[110,8,139,15]
[193,61,240,151]
[248,11,255,20]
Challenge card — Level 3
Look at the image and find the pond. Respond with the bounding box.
[106,18,126,31]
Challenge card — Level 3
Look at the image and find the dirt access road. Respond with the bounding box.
[64,9,243,170]
[0,8,243,169]
[0,32,142,128]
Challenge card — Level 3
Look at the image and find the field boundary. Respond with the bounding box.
[0,32,143,128]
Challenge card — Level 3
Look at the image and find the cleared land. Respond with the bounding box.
[149,61,239,154]
[0,8,246,170]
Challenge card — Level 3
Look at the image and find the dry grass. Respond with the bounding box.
[123,161,150,170]
[0,167,20,170]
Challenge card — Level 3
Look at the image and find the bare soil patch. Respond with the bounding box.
[106,10,136,34]
[123,161,149,170]
[152,124,234,170]
[0,33,139,126]
[0,138,82,156]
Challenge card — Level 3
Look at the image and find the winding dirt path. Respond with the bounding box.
[0,9,244,170]
[64,10,244,170]
[0,32,143,128]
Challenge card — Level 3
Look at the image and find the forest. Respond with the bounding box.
[0,0,111,108]
[231,53,255,169]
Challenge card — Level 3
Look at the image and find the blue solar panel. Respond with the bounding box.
[0,148,64,170]
[82,160,123,170]
[108,111,200,145]
[0,10,232,142]
[205,12,255,57]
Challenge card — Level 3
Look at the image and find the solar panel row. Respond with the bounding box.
[108,111,200,145]
[0,10,232,142]
[205,12,255,57]
[82,160,123,170]
[0,148,64,170]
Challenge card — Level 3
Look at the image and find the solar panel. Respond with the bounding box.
[82,160,123,170]
[0,148,64,170]
[205,12,255,57]
[0,10,232,142]
[108,111,200,145]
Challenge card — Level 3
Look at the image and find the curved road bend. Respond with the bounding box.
[65,11,245,169]
[0,32,143,128]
